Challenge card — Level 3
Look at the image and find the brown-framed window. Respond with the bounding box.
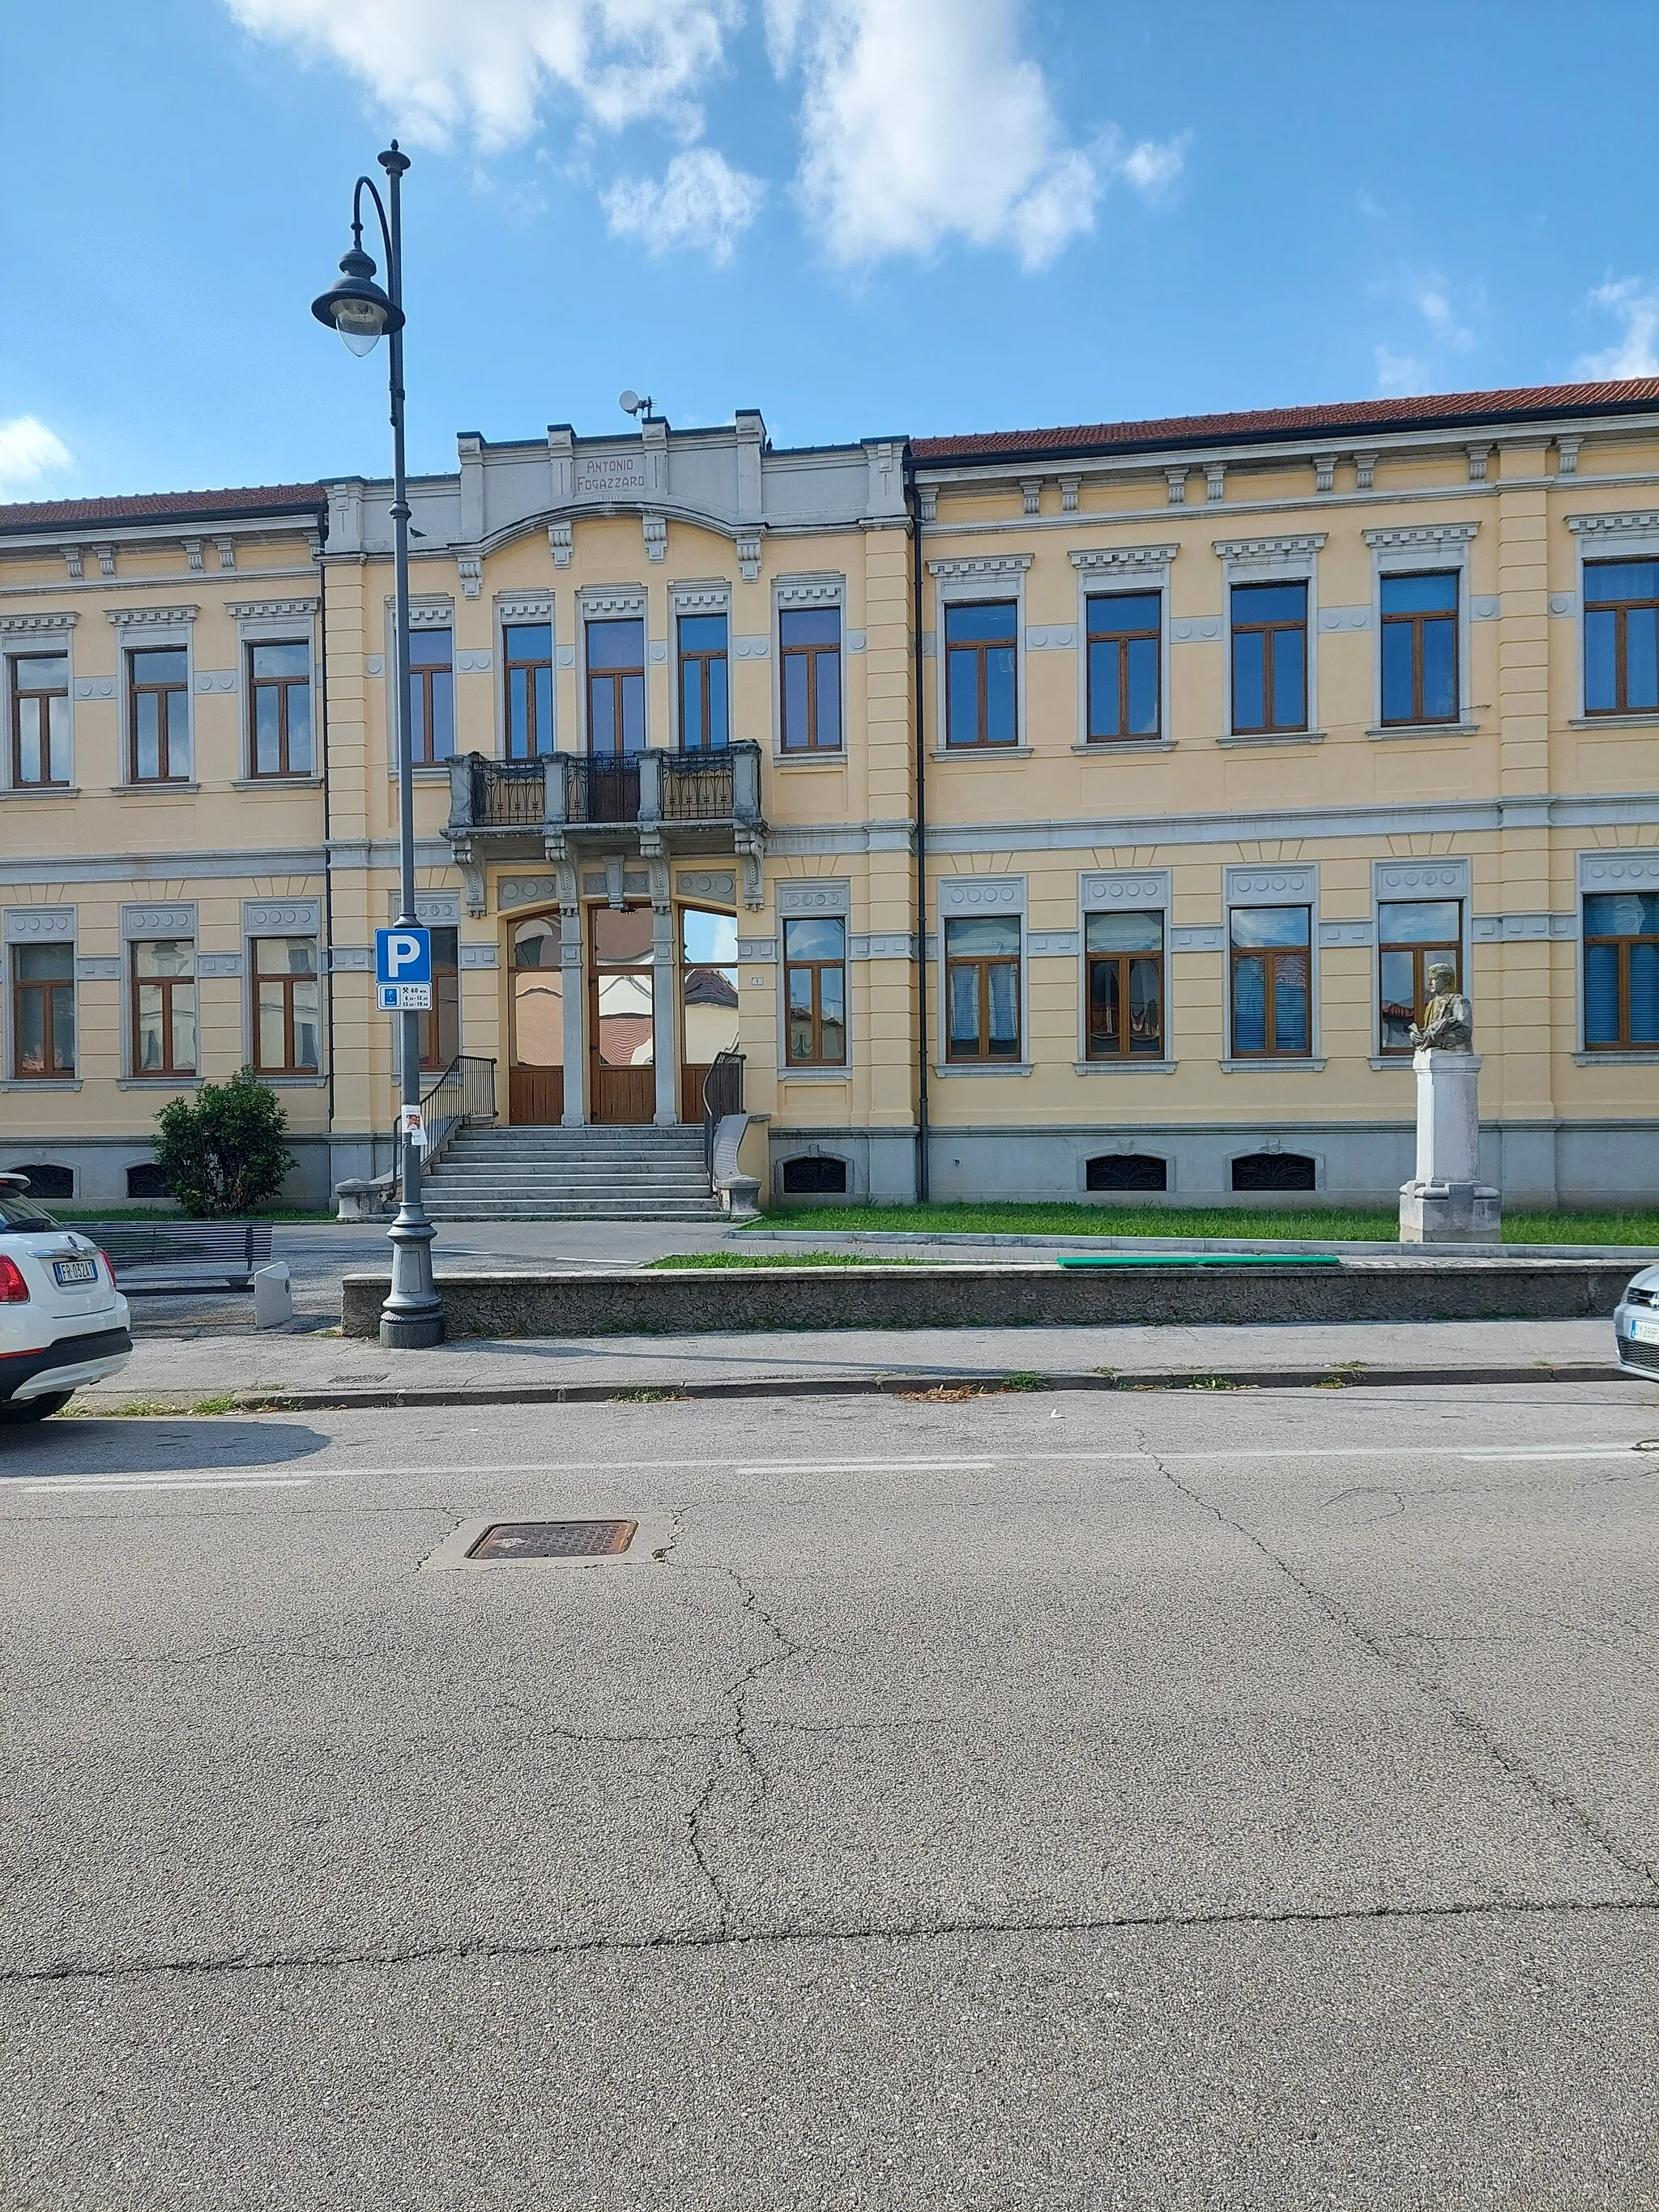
[251,937,320,1074]
[1230,581,1307,734]
[1229,905,1311,1057]
[1378,900,1461,1053]
[783,917,847,1065]
[779,607,842,752]
[1584,892,1659,1050]
[11,944,75,1078]
[679,613,729,751]
[129,646,191,782]
[504,623,553,760]
[1085,910,1164,1059]
[945,915,1021,1060]
[249,641,313,775]
[1085,593,1159,741]
[416,927,460,1070]
[586,617,645,755]
[407,628,454,765]
[1380,573,1458,725]
[131,940,195,1077]
[945,600,1017,748]
[10,653,70,786]
[1584,560,1659,715]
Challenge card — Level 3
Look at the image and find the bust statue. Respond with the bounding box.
[1410,961,1473,1051]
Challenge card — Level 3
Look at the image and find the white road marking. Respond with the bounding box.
[4,1476,313,1494]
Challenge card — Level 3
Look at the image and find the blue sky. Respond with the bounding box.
[4,0,1659,501]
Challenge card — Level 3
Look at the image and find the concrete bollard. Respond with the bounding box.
[252,1262,294,1329]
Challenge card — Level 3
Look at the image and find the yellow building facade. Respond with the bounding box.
[2,378,1657,1211]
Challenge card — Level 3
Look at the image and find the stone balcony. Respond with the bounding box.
[445,741,766,911]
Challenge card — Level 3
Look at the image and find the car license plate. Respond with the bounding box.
[1629,1315,1659,1346]
[53,1258,97,1285]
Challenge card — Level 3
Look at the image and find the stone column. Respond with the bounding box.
[1399,1049,1500,1243]
[559,901,586,1125]
[651,891,678,1126]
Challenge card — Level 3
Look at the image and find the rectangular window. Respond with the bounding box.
[131,939,196,1077]
[417,926,460,1070]
[1584,560,1659,715]
[12,944,75,1078]
[1230,905,1311,1057]
[945,600,1018,748]
[251,936,320,1074]
[679,613,729,752]
[779,607,842,752]
[945,914,1021,1061]
[783,917,847,1066]
[1584,891,1659,1049]
[1230,581,1307,734]
[1085,593,1160,741]
[1378,901,1462,1053]
[249,641,313,775]
[129,646,191,782]
[10,654,70,786]
[503,623,553,761]
[586,617,645,756]
[407,629,454,765]
[1380,573,1458,725]
[1085,911,1164,1059]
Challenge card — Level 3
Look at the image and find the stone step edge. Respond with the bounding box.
[77,1361,1635,1417]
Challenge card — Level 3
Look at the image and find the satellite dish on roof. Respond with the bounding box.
[618,389,652,421]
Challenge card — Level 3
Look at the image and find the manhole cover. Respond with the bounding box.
[467,1519,638,1562]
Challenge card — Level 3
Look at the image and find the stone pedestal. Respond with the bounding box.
[1399,1048,1501,1244]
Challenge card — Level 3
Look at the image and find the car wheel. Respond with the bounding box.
[0,1392,74,1424]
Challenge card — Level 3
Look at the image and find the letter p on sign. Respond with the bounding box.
[376,926,433,1010]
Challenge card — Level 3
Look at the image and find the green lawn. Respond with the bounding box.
[647,1250,929,1269]
[740,1202,1659,1246]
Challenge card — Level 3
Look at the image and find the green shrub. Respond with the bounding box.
[151,1067,296,1218]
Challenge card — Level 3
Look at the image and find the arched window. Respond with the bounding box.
[781,1155,848,1196]
[1230,1152,1316,1193]
[1085,1154,1167,1192]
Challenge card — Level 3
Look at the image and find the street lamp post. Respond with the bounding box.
[313,144,444,1349]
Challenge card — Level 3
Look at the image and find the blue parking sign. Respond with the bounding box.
[376,927,433,1011]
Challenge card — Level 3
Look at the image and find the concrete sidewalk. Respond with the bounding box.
[70,1316,1644,1413]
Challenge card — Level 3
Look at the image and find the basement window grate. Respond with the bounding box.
[467,1519,638,1562]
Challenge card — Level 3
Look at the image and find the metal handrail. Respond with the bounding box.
[702,1048,744,1182]
[419,1053,497,1169]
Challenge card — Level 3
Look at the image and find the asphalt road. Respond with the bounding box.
[3,1386,1657,2209]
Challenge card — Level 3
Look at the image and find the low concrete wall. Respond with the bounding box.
[339,1259,1640,1339]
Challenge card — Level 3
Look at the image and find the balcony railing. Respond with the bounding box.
[448,742,761,836]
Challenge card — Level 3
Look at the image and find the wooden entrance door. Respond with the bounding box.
[508,913,565,1124]
[589,904,655,1123]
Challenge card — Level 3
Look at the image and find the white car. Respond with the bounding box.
[1614,1264,1659,1380]
[0,1174,131,1423]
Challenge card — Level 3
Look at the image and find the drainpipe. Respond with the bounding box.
[905,450,931,1202]
[318,511,337,1157]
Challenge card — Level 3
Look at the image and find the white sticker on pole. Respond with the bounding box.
[399,1104,429,1149]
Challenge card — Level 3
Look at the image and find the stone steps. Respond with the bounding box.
[424,1120,719,1221]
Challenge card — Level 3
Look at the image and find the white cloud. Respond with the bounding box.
[1576,277,1659,378]
[603,147,766,260]
[1371,271,1482,396]
[1414,283,1473,353]
[1375,347,1429,398]
[1115,129,1191,203]
[765,0,1183,271]
[0,416,73,501]
[224,0,740,148]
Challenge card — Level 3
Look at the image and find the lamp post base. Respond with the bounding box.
[380,1206,445,1348]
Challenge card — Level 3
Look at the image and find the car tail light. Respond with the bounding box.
[100,1249,117,1287]
[0,1255,30,1303]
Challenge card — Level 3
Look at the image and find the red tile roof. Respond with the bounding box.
[911,378,1659,465]
[0,484,326,535]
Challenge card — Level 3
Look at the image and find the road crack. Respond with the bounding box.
[1143,1448,1659,1896]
